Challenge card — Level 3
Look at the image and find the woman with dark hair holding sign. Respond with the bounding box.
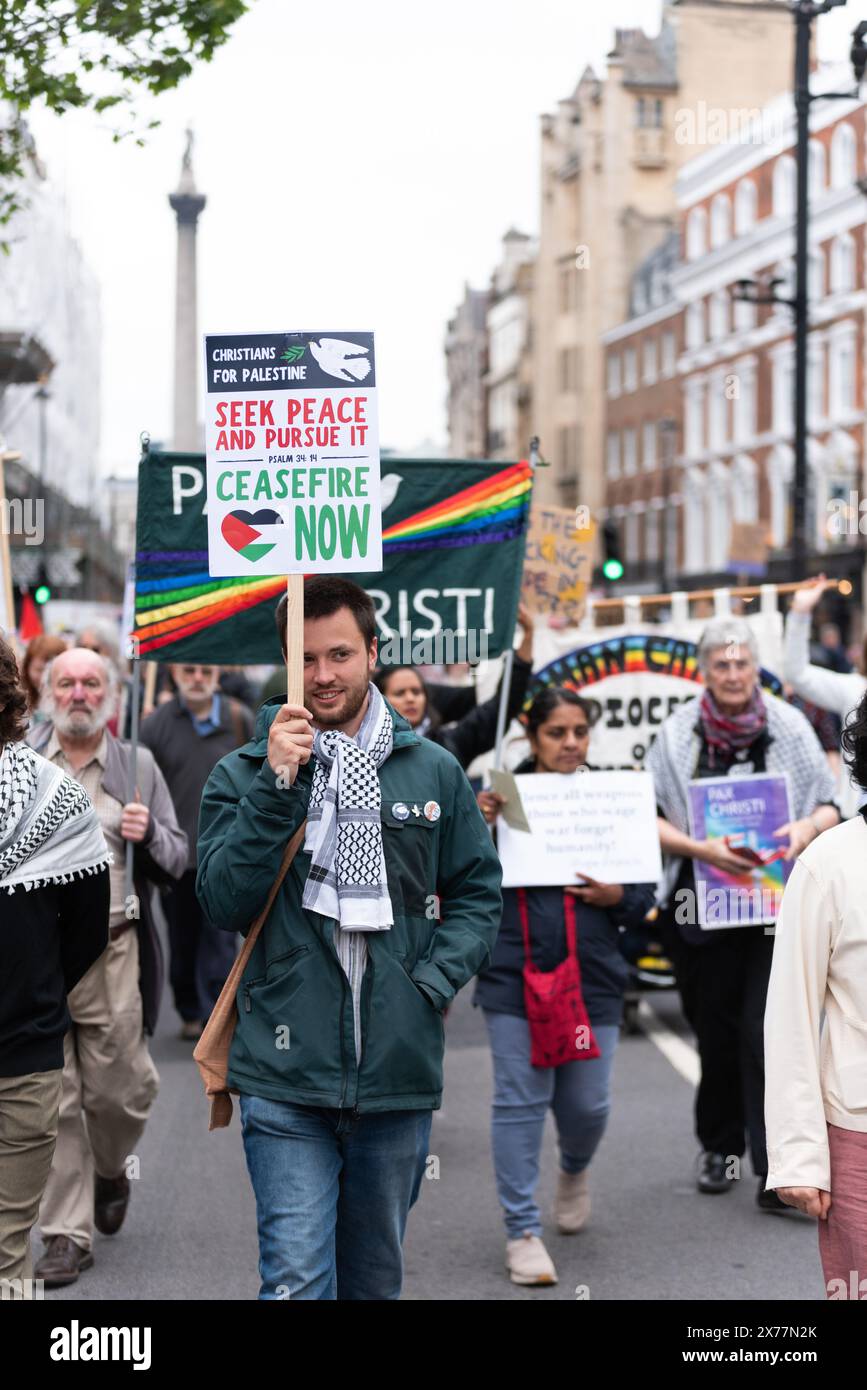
[475,687,656,1287]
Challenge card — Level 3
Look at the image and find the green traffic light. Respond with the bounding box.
[602,558,624,581]
[34,584,51,604]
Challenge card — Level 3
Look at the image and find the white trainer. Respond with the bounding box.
[505,1232,558,1285]
[554,1169,591,1233]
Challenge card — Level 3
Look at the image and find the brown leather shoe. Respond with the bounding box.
[94,1172,131,1235]
[34,1235,94,1287]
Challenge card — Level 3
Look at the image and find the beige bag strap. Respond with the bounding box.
[193,819,307,1130]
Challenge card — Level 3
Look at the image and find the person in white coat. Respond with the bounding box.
[784,577,864,782]
[765,687,867,1298]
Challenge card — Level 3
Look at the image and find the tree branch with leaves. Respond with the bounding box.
[0,0,249,229]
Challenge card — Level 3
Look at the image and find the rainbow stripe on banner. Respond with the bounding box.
[133,555,286,656]
[382,460,533,553]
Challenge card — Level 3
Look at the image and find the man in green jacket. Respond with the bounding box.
[196,576,502,1300]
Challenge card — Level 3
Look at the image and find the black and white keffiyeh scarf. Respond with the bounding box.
[302,683,394,929]
[0,740,111,894]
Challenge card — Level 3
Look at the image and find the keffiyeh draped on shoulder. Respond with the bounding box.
[0,741,111,894]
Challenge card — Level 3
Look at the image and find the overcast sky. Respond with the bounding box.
[28,0,858,475]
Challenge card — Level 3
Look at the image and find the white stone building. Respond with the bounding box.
[0,128,101,509]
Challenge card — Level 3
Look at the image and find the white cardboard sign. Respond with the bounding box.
[497,770,662,888]
[204,330,381,576]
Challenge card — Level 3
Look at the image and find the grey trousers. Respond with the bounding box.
[0,1068,62,1296]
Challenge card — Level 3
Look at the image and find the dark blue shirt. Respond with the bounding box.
[474,881,656,1027]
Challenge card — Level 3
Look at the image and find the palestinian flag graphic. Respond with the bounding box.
[220,508,284,564]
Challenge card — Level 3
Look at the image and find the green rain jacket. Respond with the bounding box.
[196,697,502,1112]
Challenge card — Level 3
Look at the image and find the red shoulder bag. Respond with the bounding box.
[516,888,601,1069]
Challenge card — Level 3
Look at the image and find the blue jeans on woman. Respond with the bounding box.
[239,1094,432,1300]
[483,1011,620,1240]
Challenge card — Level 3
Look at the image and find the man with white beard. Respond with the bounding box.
[28,648,187,1288]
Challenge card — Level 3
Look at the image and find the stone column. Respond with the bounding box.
[168,132,206,452]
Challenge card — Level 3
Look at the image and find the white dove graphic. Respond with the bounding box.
[309,337,372,382]
[380,473,402,512]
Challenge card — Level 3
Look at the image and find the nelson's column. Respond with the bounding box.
[168,131,206,451]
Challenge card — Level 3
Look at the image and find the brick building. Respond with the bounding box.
[604,66,867,599]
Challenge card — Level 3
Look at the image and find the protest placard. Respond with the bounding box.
[687,773,793,928]
[497,770,662,887]
[521,504,593,626]
[204,330,381,576]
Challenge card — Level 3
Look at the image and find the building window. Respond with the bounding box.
[829,326,856,414]
[734,179,757,235]
[809,139,826,199]
[708,371,727,449]
[769,445,793,547]
[707,462,732,571]
[559,347,581,393]
[732,454,759,523]
[623,347,638,392]
[810,248,825,302]
[684,468,707,572]
[633,279,648,315]
[710,290,728,341]
[642,337,658,385]
[686,300,704,349]
[773,155,796,217]
[623,427,637,475]
[645,508,660,563]
[607,353,621,398]
[642,420,657,471]
[808,338,825,424]
[830,234,855,294]
[733,294,757,333]
[607,430,620,478]
[635,97,663,129]
[710,193,731,249]
[662,329,676,376]
[772,349,795,434]
[685,379,705,455]
[733,361,756,443]
[559,267,576,313]
[830,122,856,190]
[686,206,707,261]
[625,510,639,560]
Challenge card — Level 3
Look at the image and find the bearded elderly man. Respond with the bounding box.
[197,577,503,1301]
[28,648,187,1287]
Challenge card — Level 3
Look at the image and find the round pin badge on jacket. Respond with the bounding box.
[392,802,410,822]
[423,801,441,823]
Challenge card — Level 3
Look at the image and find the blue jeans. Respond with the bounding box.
[483,1011,620,1239]
[239,1095,432,1300]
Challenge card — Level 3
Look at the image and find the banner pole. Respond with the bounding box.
[124,653,141,909]
[0,453,15,638]
[493,437,539,771]
[285,575,304,706]
[492,646,515,772]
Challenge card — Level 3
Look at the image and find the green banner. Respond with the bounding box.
[134,449,533,664]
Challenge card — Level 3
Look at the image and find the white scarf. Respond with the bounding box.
[302,683,393,929]
[0,741,111,894]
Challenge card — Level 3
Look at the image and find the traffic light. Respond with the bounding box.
[602,520,624,582]
[34,563,52,605]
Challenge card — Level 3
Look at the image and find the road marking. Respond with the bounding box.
[636,999,700,1086]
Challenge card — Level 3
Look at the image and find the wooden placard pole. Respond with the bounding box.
[589,578,845,614]
[0,454,15,638]
[285,575,305,706]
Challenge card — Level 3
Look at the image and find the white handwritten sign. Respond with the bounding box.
[497,771,662,888]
